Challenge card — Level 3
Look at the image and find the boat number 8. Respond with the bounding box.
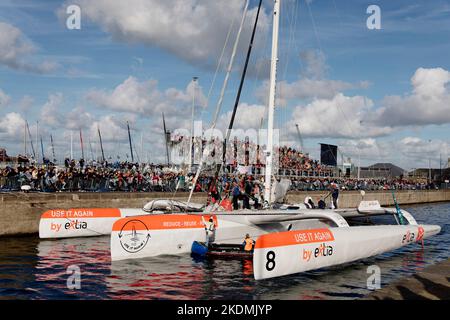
[266,251,276,271]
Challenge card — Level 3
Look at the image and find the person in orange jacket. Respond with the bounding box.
[242,233,255,252]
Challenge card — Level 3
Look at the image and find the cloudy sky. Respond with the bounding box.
[0,0,449,170]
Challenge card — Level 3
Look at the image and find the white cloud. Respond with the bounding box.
[65,106,95,130]
[338,138,390,164]
[0,112,26,140]
[86,76,207,118]
[60,0,269,68]
[256,78,364,107]
[0,22,59,73]
[398,136,446,161]
[0,89,11,107]
[288,93,393,139]
[375,67,450,126]
[86,115,150,161]
[217,103,266,132]
[337,136,450,170]
[255,50,369,105]
[40,93,64,128]
[89,115,129,143]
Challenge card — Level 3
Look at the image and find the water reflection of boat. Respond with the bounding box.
[108,255,206,299]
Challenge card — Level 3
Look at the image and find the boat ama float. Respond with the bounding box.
[38,199,204,238]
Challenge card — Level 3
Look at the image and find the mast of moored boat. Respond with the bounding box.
[23,121,27,157]
[127,121,134,162]
[162,112,170,166]
[88,137,94,162]
[70,130,73,160]
[36,121,39,164]
[50,134,56,163]
[26,120,36,160]
[97,125,105,163]
[79,128,85,160]
[40,135,45,163]
[264,0,281,206]
[189,77,198,172]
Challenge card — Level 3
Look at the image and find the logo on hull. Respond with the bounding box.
[302,243,334,262]
[402,230,416,244]
[118,220,151,253]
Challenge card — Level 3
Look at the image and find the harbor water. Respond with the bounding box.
[0,202,449,300]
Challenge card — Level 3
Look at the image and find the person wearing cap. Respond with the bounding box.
[242,233,255,252]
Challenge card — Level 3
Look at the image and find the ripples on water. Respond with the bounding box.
[0,202,448,300]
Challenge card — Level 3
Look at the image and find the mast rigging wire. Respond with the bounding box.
[186,0,251,204]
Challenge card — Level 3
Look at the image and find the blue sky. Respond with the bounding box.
[0,0,449,170]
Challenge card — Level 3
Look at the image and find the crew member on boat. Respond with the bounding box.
[331,184,339,209]
[242,234,255,252]
[201,216,216,247]
[317,197,326,209]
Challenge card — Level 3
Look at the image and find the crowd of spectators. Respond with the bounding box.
[278,146,332,174]
[0,155,438,193]
[0,160,182,193]
[0,136,441,193]
[171,136,335,175]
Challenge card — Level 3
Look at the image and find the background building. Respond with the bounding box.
[356,163,407,179]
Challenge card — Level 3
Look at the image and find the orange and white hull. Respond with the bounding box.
[253,224,441,280]
[110,212,334,261]
[109,210,441,283]
[38,199,205,239]
[39,208,148,239]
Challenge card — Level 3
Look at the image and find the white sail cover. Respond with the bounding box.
[271,178,291,203]
[143,199,204,212]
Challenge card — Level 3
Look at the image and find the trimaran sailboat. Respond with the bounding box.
[108,0,440,280]
[39,0,440,280]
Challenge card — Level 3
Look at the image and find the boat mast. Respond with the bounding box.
[127,121,134,162]
[162,112,170,166]
[24,121,27,156]
[70,131,73,160]
[189,77,198,172]
[50,134,56,163]
[40,136,45,163]
[88,137,94,161]
[140,132,144,164]
[26,121,35,160]
[79,128,85,160]
[36,121,39,164]
[295,124,305,153]
[97,125,105,163]
[264,0,281,205]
